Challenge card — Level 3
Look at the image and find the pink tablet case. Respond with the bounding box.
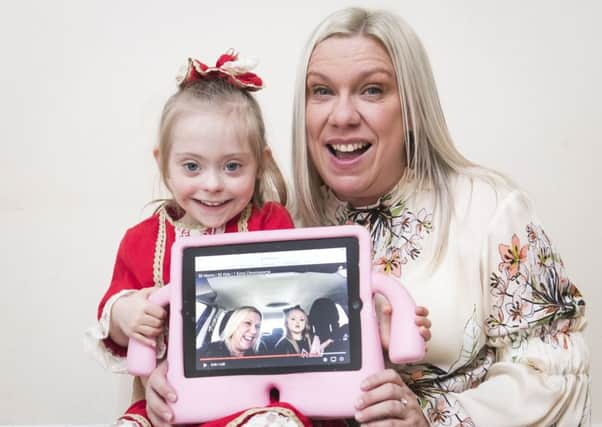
[127,225,424,422]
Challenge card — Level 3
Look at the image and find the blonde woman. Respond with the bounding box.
[291,7,589,426]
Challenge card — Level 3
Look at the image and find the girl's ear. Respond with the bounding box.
[153,146,160,165]
[263,145,273,161]
[259,145,273,174]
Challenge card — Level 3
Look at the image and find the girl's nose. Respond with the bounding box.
[328,94,361,127]
[201,169,223,192]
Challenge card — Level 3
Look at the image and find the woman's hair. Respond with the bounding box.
[283,305,311,339]
[291,7,510,262]
[222,306,263,354]
[156,78,287,216]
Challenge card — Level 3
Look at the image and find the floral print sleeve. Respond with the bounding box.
[453,190,591,426]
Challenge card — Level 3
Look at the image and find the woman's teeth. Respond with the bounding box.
[330,143,370,153]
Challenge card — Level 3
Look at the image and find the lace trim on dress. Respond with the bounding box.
[115,414,152,427]
[227,406,305,427]
[237,204,252,232]
[153,209,168,287]
[152,204,253,286]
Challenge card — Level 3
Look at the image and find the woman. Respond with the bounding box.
[147,7,590,426]
[199,307,265,358]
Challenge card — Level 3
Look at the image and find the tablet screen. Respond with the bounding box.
[181,237,362,377]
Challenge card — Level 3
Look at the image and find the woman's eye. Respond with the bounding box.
[363,86,383,96]
[183,161,199,172]
[225,161,241,172]
[311,86,332,97]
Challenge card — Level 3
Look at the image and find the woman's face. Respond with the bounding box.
[286,309,307,337]
[229,311,261,356]
[305,35,405,206]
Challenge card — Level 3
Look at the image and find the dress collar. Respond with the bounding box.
[322,180,433,277]
[159,204,223,236]
[322,181,407,227]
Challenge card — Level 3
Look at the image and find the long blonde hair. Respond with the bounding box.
[156,78,287,216]
[292,8,509,261]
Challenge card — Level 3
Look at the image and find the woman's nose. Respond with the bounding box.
[328,94,360,127]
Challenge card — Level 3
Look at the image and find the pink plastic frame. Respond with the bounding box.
[127,225,424,422]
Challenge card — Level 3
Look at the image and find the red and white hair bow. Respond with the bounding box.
[176,49,263,91]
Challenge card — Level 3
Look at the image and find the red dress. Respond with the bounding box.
[98,202,294,359]
[94,203,338,426]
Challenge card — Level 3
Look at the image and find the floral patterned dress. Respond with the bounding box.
[322,173,590,427]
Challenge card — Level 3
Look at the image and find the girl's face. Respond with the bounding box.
[305,35,405,206]
[230,311,261,356]
[286,309,307,337]
[164,109,258,228]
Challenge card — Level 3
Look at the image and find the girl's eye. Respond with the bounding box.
[225,161,241,172]
[183,161,199,172]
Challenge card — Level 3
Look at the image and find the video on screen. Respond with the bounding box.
[182,240,360,377]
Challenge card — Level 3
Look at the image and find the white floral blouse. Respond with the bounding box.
[322,173,590,427]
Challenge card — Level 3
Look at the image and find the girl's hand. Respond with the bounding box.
[146,360,177,427]
[355,368,429,426]
[374,293,393,349]
[414,306,431,343]
[111,288,167,347]
[374,296,431,350]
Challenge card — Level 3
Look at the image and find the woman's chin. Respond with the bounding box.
[329,182,378,206]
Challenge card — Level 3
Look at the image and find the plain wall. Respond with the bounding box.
[0,0,599,424]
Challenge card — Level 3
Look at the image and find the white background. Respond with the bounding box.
[0,0,599,424]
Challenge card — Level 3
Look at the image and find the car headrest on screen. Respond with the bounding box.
[309,297,340,341]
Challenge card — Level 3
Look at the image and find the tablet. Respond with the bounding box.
[182,235,362,378]
[127,225,424,423]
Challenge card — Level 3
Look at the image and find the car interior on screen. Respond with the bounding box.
[194,269,350,357]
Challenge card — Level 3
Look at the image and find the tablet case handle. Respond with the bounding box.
[371,271,425,364]
[126,284,172,376]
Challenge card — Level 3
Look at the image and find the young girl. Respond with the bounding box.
[274,305,313,355]
[274,304,336,357]
[86,50,302,426]
[87,50,430,427]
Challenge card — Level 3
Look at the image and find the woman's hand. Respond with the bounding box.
[146,360,177,427]
[110,288,167,347]
[375,294,431,349]
[355,369,428,426]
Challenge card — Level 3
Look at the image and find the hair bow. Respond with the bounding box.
[176,49,263,91]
